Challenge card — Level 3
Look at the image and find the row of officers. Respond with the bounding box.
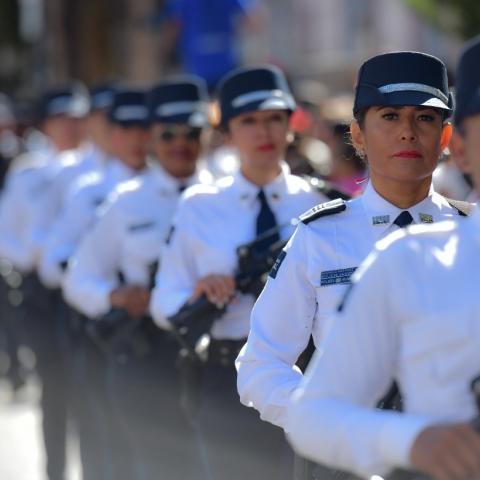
[1,36,480,480]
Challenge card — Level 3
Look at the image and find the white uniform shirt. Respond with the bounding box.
[63,164,212,318]
[0,146,61,272]
[150,166,325,340]
[38,145,110,287]
[29,144,110,275]
[287,206,480,478]
[39,159,138,288]
[236,182,470,428]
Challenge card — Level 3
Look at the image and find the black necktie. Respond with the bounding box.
[255,189,280,253]
[178,184,187,194]
[393,210,414,228]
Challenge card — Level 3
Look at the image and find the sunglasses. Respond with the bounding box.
[156,126,202,142]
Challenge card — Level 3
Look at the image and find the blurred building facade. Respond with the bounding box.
[1,0,464,98]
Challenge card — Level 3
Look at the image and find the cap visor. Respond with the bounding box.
[383,91,450,111]
[151,112,208,127]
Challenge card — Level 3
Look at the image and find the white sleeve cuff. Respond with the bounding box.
[91,283,116,318]
[377,413,433,469]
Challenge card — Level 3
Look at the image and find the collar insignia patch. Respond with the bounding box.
[372,215,390,225]
[419,213,433,224]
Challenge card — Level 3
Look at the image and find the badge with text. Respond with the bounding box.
[320,267,357,286]
[419,213,433,224]
[128,221,156,232]
[372,215,390,226]
[269,250,287,279]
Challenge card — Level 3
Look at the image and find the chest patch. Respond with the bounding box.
[320,267,357,287]
[128,221,156,232]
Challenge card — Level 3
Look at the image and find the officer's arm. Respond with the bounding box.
[150,200,200,329]
[236,223,316,428]
[38,216,73,288]
[38,188,97,288]
[62,200,123,318]
[0,178,36,271]
[287,245,431,478]
[24,179,57,267]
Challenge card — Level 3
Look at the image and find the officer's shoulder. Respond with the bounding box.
[74,170,103,190]
[57,149,80,168]
[443,197,475,217]
[299,198,348,225]
[115,176,143,197]
[284,173,317,195]
[183,181,220,200]
[107,177,144,208]
[68,171,104,199]
[197,168,214,186]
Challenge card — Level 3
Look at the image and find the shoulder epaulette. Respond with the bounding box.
[300,198,347,225]
[445,198,475,217]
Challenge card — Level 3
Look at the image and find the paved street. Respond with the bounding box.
[0,377,81,480]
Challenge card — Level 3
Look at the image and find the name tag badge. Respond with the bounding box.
[419,213,433,224]
[128,221,156,232]
[320,267,357,287]
[372,215,390,226]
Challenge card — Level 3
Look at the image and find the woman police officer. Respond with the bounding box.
[150,65,326,480]
[64,76,212,479]
[236,50,471,436]
[288,38,480,480]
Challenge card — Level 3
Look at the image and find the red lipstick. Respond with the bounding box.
[393,150,422,158]
[258,144,275,152]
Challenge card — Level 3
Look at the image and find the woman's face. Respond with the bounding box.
[351,106,448,187]
[452,115,480,195]
[150,123,203,178]
[227,109,290,170]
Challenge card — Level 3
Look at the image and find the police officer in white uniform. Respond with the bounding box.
[287,39,480,480]
[0,86,86,480]
[0,87,86,273]
[36,83,116,290]
[61,89,150,480]
[151,65,325,480]
[235,52,472,449]
[63,77,212,479]
[59,91,150,295]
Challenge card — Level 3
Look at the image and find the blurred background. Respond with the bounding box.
[0,0,479,479]
[0,0,478,98]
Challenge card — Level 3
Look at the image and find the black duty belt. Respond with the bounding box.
[208,338,246,367]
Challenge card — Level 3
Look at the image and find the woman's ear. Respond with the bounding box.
[449,129,471,173]
[350,120,365,158]
[440,123,453,151]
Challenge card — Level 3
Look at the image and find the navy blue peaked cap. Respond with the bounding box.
[39,85,90,120]
[108,90,149,127]
[89,83,117,112]
[147,75,209,127]
[354,52,453,115]
[454,36,480,126]
[217,65,296,126]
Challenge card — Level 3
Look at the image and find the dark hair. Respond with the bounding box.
[353,109,367,130]
[333,123,365,172]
